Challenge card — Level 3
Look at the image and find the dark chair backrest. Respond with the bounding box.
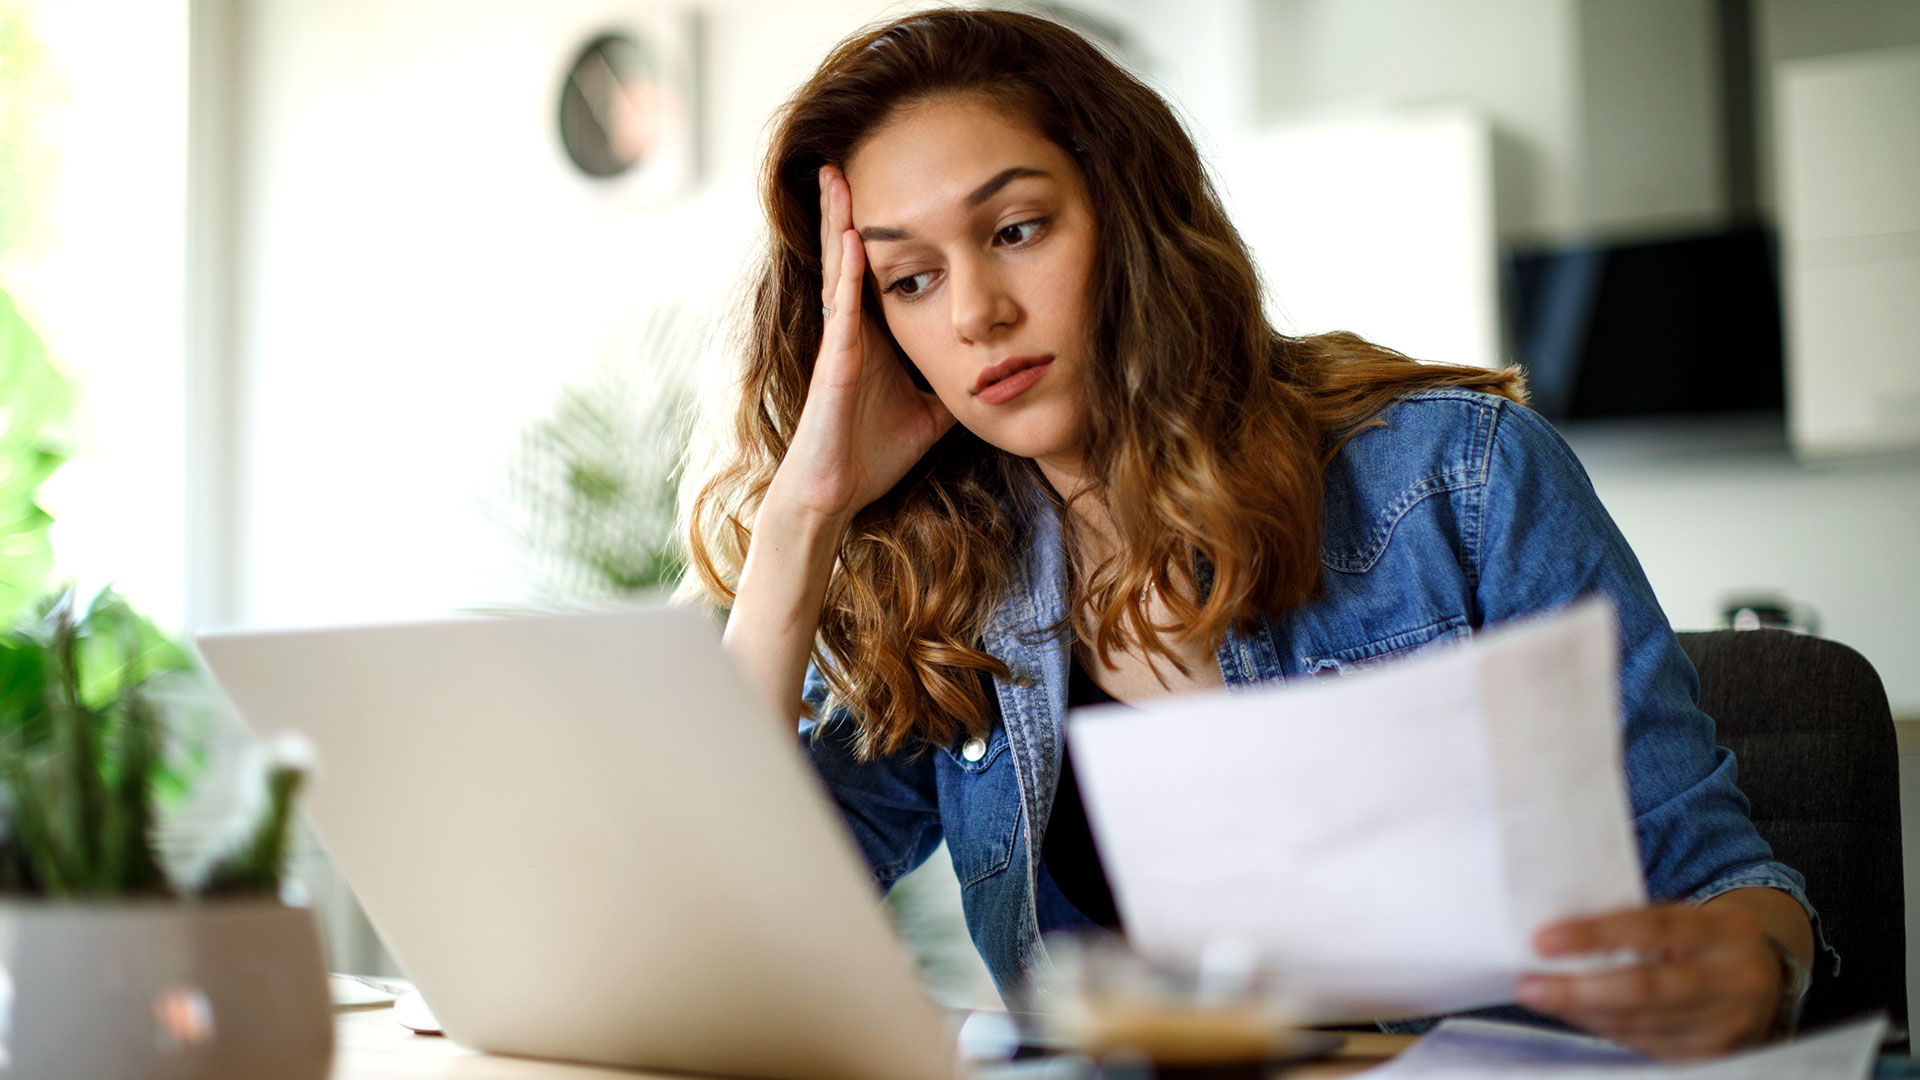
[1677,629,1906,1034]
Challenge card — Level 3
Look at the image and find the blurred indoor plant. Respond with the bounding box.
[0,586,332,1079]
[500,304,704,604]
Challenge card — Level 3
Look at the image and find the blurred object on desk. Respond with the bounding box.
[1032,933,1345,1078]
[1721,592,1819,634]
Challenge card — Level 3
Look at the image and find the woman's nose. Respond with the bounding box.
[949,259,1019,343]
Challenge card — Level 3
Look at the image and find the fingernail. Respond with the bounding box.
[1515,978,1549,1007]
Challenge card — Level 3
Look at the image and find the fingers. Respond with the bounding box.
[1517,961,1709,1015]
[1534,905,1756,961]
[821,229,865,362]
[1583,1011,1742,1062]
[819,165,848,313]
[1518,905,1779,1060]
[1521,976,1757,1061]
[1518,962,1768,1060]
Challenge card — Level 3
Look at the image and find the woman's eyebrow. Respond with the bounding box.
[966,166,1048,207]
[858,166,1051,242]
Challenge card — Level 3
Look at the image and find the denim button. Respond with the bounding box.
[1013,675,1035,689]
[961,737,988,762]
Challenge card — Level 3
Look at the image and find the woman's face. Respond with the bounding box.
[843,95,1097,476]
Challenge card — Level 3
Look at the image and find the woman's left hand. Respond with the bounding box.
[1515,904,1781,1060]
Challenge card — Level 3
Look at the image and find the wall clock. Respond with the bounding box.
[555,13,699,204]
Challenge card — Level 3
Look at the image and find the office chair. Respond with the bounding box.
[1678,629,1907,1037]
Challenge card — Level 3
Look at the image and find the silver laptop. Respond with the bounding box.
[196,606,956,1080]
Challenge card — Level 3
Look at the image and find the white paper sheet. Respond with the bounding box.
[1355,1016,1888,1079]
[1065,598,1647,1023]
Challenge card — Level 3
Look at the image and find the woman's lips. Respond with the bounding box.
[974,356,1053,405]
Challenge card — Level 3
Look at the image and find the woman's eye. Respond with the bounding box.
[884,270,935,298]
[994,219,1046,246]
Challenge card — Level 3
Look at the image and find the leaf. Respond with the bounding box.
[1,743,70,895]
[0,293,70,456]
[0,449,61,506]
[0,540,54,623]
[101,693,168,896]
[44,597,109,890]
[0,288,69,627]
[74,588,192,711]
[0,636,50,747]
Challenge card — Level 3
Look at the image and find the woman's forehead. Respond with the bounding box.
[843,98,1079,228]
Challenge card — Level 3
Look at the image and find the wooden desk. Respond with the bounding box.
[331,1003,1414,1078]
[334,1003,677,1079]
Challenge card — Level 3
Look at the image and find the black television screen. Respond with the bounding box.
[1504,226,1786,421]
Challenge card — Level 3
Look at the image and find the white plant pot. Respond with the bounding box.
[0,900,332,1079]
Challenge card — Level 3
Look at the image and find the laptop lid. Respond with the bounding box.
[195,605,954,1080]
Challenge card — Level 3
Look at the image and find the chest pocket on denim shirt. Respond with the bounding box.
[936,728,1019,888]
[1301,614,1471,676]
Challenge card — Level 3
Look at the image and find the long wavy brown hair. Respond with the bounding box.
[684,8,1525,759]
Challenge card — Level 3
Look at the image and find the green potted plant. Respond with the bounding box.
[0,586,333,1079]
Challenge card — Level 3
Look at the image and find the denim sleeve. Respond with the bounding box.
[796,660,945,893]
[1473,403,1837,973]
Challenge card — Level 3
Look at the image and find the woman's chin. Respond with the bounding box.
[948,408,1083,462]
[961,427,1082,466]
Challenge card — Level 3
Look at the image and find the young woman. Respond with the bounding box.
[685,8,1825,1060]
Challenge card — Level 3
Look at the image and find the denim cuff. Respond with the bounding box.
[1683,866,1842,978]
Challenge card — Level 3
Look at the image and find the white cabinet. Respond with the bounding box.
[1776,46,1920,458]
[1214,105,1502,370]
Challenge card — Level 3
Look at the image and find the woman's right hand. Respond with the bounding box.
[771,165,955,524]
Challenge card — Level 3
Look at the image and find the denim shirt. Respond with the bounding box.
[797,389,1830,1009]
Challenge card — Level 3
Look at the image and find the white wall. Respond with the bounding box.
[1576,0,1723,238]
[1567,421,1920,718]
[1251,0,1726,245]
[1098,0,1262,135]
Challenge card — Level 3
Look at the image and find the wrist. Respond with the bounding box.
[1761,931,1811,1040]
[732,482,851,631]
[759,478,856,544]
